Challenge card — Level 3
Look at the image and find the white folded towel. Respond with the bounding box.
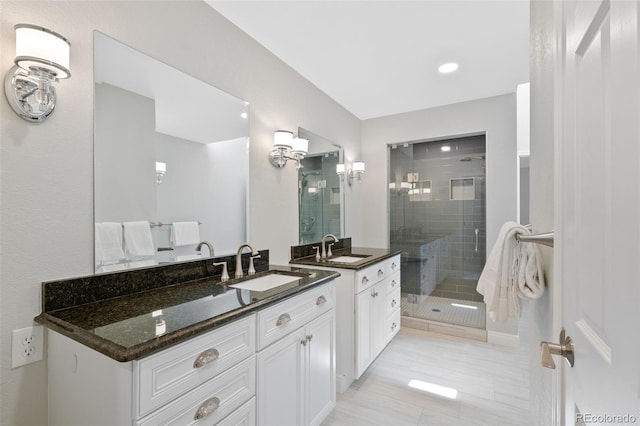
[95,222,125,264]
[476,221,545,322]
[170,221,201,246]
[122,221,155,258]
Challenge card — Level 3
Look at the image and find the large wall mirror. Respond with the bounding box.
[94,32,249,273]
[298,128,344,244]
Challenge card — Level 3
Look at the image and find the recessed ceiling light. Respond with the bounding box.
[438,62,459,74]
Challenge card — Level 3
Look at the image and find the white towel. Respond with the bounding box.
[170,221,201,246]
[122,221,155,258]
[95,222,125,263]
[476,221,545,322]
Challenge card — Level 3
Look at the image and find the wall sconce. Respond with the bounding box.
[4,24,71,122]
[337,161,366,186]
[269,130,308,169]
[156,162,166,184]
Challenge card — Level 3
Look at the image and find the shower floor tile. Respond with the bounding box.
[402,295,486,329]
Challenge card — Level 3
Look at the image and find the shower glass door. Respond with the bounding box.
[389,135,487,329]
[298,153,341,244]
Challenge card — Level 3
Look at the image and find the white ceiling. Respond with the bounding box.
[207,0,530,120]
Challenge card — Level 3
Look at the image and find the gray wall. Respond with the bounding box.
[155,134,248,256]
[361,93,520,337]
[0,2,361,424]
[94,82,157,222]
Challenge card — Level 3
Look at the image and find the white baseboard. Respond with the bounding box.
[336,374,352,394]
[487,330,520,347]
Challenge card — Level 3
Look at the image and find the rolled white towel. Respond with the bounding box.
[170,221,201,246]
[477,221,545,322]
[123,221,155,258]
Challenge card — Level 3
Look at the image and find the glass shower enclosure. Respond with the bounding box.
[297,128,343,244]
[389,135,487,330]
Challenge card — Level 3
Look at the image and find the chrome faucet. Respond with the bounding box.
[321,234,339,259]
[196,241,214,257]
[235,243,260,278]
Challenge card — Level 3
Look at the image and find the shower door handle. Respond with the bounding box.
[474,229,479,253]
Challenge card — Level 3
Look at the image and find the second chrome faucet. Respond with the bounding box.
[235,243,260,278]
[321,234,339,259]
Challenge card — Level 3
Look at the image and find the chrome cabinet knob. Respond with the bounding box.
[193,348,219,369]
[194,396,220,420]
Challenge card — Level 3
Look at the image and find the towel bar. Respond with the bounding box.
[516,231,554,248]
[149,221,203,228]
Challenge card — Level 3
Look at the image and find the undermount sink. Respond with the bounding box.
[229,272,303,292]
[327,255,371,264]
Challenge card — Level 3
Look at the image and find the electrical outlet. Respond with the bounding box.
[11,326,44,368]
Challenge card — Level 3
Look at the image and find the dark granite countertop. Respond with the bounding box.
[35,264,339,362]
[290,247,401,270]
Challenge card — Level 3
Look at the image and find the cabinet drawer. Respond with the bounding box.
[136,356,256,426]
[385,271,401,295]
[135,314,256,418]
[385,309,401,342]
[355,255,401,293]
[217,397,255,426]
[257,282,335,350]
[385,288,401,317]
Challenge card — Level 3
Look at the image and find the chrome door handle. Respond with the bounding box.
[540,328,574,369]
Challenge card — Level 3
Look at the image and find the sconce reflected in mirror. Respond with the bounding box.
[269,130,309,169]
[4,24,71,122]
[337,161,365,186]
[156,161,166,184]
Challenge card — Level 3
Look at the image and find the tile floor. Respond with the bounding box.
[322,320,531,426]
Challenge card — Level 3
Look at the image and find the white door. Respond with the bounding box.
[557,0,640,422]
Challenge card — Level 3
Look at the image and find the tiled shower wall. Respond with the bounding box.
[389,135,487,294]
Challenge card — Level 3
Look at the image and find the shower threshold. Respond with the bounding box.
[401,315,488,342]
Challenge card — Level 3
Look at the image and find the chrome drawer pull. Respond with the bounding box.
[391,300,397,308]
[306,334,313,342]
[391,280,397,288]
[194,396,220,420]
[361,276,369,284]
[391,262,397,269]
[391,322,397,331]
[377,269,384,277]
[276,313,291,326]
[193,348,219,369]
[316,295,327,305]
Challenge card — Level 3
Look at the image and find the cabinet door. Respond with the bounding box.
[257,329,305,426]
[305,310,336,426]
[371,281,387,357]
[355,289,373,378]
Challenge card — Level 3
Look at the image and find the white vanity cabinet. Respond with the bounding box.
[256,283,336,426]
[48,314,257,426]
[295,254,400,392]
[47,280,336,426]
[354,255,401,378]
